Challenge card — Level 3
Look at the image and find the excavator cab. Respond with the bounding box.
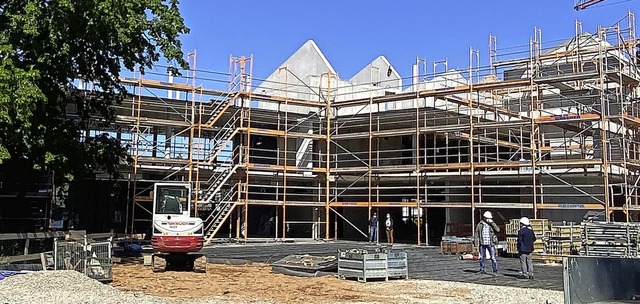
[154,184,190,216]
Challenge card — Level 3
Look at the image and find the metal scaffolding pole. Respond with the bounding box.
[324,71,333,240]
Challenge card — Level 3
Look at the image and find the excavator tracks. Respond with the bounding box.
[152,255,167,272]
[193,255,207,273]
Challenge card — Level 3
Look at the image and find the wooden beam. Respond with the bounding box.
[0,252,51,264]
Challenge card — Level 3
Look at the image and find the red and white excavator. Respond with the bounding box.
[151,182,207,273]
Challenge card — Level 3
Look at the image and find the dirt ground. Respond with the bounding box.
[110,262,472,304]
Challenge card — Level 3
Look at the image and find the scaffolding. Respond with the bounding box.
[98,12,640,245]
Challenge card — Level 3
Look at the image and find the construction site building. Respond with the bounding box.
[55,12,640,245]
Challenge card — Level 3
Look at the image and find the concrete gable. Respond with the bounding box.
[254,40,335,100]
[349,56,402,91]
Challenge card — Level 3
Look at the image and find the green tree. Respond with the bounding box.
[0,0,190,185]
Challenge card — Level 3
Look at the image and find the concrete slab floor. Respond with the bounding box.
[201,240,563,291]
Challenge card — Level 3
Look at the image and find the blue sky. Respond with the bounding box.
[172,0,635,87]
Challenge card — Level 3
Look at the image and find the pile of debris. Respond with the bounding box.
[271,254,337,277]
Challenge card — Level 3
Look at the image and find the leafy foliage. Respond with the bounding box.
[0,0,190,184]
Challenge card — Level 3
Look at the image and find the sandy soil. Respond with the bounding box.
[110,262,469,304]
[110,262,561,304]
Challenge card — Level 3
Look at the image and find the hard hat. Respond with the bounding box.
[520,217,530,226]
[483,211,493,219]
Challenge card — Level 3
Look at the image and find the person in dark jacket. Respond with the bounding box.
[369,213,378,243]
[517,217,537,279]
[474,211,500,274]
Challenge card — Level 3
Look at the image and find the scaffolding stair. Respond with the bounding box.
[205,76,243,127]
[205,95,238,127]
[201,163,238,206]
[206,111,241,164]
[203,184,238,246]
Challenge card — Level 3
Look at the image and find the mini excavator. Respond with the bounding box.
[151,182,207,273]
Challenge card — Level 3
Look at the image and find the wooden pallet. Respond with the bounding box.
[548,225,581,239]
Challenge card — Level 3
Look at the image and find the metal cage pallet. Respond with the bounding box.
[337,250,388,283]
[337,248,409,282]
[53,236,113,282]
[385,251,409,280]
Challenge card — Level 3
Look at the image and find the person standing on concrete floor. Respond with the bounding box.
[385,213,394,244]
[369,213,378,243]
[474,211,500,274]
[517,217,536,279]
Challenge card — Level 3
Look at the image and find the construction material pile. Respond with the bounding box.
[0,270,166,304]
[580,222,639,257]
[440,236,475,255]
[544,224,581,255]
[505,218,547,255]
[271,254,337,277]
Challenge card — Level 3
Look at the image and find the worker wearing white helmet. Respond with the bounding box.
[517,217,537,279]
[473,211,500,274]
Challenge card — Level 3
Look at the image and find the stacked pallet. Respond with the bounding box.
[505,218,548,255]
[544,224,581,256]
[580,222,640,258]
[505,218,550,236]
